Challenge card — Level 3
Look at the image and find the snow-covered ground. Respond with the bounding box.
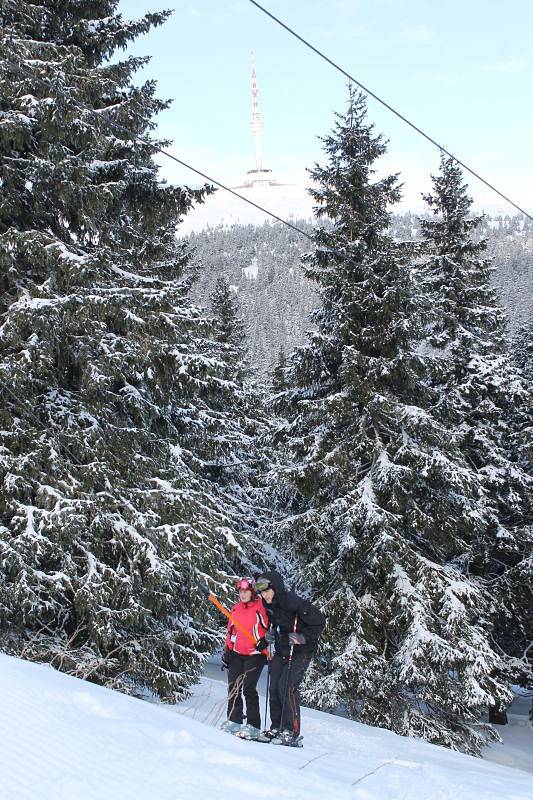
[1,652,531,800]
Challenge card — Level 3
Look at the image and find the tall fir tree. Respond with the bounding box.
[209,277,248,382]
[511,319,533,508]
[270,88,515,753]
[419,157,532,684]
[205,277,273,571]
[512,318,533,383]
[271,348,288,393]
[0,1,258,698]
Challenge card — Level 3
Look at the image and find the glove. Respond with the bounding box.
[289,632,306,646]
[221,647,232,670]
[265,629,275,643]
[255,637,268,651]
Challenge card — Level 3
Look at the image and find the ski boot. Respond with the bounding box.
[261,727,280,740]
[235,724,261,740]
[220,720,242,734]
[251,727,279,744]
[271,730,304,747]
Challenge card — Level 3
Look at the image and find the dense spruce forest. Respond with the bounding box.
[187,213,533,376]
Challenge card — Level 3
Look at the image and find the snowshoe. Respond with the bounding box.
[235,724,261,740]
[261,727,280,741]
[236,726,278,743]
[220,720,242,734]
[254,733,274,743]
[270,730,304,747]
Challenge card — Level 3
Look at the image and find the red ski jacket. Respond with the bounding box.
[225,598,269,656]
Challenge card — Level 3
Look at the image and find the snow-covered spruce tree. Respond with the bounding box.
[209,277,248,382]
[419,157,533,683]
[271,348,288,393]
[511,319,533,515]
[206,277,288,578]
[512,317,533,383]
[0,1,257,698]
[271,88,513,753]
[204,276,275,573]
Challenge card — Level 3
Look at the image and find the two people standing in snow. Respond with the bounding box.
[221,570,325,746]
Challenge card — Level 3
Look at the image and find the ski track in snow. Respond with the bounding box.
[0,653,531,800]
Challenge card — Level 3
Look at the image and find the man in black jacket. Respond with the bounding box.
[254,570,325,746]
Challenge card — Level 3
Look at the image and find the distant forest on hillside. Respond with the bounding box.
[186,213,533,377]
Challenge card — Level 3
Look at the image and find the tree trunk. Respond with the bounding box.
[489,704,508,725]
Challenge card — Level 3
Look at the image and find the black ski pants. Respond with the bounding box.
[227,653,266,729]
[268,651,312,737]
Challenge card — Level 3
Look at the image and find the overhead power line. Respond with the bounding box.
[158,150,314,241]
[85,103,316,242]
[8,57,315,242]
[247,0,533,222]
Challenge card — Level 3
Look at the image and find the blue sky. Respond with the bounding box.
[118,0,532,213]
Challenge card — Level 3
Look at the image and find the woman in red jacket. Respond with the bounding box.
[220,576,269,739]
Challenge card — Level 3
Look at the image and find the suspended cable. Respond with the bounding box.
[80,101,315,241]
[157,149,314,241]
[247,0,533,222]
[7,56,315,244]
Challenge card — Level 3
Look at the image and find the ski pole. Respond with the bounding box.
[264,658,271,731]
[198,582,268,654]
[280,614,298,733]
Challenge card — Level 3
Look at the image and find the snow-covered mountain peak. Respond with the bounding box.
[179,180,315,234]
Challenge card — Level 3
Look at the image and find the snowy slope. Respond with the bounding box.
[0,653,531,800]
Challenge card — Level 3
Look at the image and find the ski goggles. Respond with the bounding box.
[235,577,255,591]
[254,577,272,592]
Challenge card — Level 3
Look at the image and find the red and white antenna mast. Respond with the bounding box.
[250,51,263,172]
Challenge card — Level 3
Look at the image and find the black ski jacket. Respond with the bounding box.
[259,571,325,658]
